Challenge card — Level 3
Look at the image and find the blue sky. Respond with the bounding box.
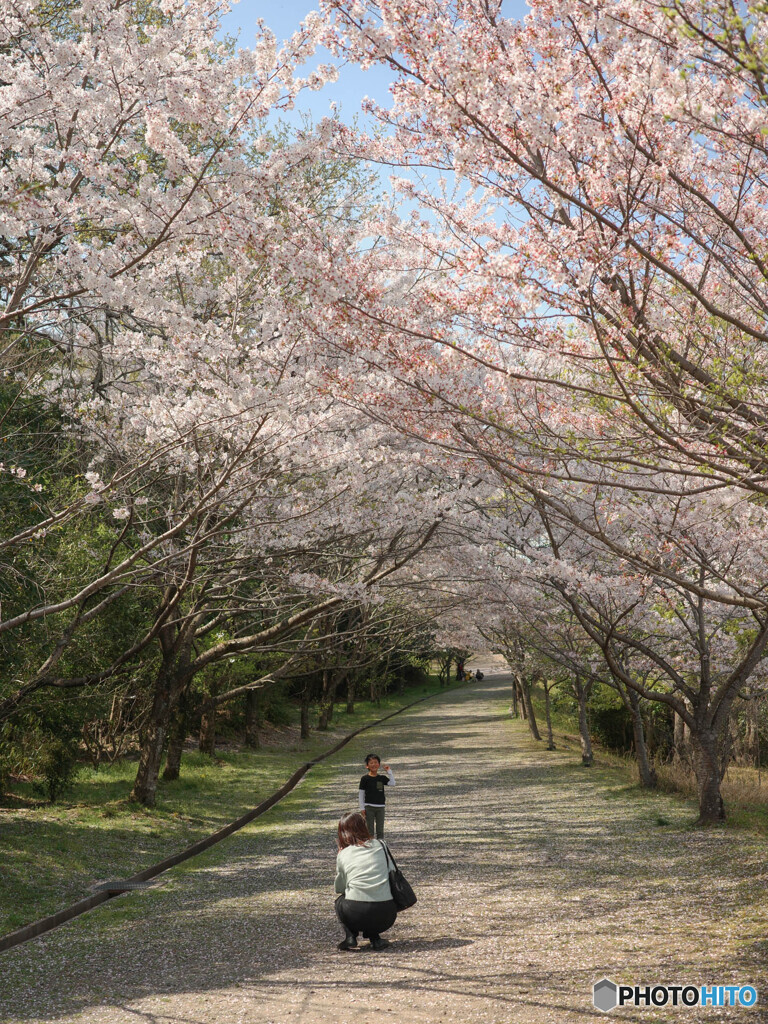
[220,0,531,126]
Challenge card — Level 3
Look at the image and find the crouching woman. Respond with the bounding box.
[334,810,397,951]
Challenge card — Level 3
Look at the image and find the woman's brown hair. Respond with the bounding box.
[337,810,371,851]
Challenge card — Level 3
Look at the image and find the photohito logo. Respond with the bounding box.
[592,978,758,1012]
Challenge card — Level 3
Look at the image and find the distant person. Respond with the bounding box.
[475,670,484,681]
[334,811,397,951]
[456,659,465,681]
[358,754,395,838]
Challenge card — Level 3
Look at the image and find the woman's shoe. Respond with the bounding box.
[338,930,358,951]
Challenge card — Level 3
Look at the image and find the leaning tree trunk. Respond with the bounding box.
[627,687,656,788]
[162,688,189,781]
[690,727,726,824]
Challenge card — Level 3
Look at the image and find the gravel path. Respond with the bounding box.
[3,673,768,1024]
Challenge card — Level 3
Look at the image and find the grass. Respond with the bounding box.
[527,685,768,833]
[656,759,768,831]
[0,676,458,937]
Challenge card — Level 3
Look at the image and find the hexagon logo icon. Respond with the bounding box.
[594,978,618,1012]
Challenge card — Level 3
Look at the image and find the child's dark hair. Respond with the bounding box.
[365,753,381,765]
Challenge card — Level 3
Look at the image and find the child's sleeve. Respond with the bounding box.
[384,768,395,786]
[358,777,366,809]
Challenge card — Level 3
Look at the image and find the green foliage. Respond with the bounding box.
[396,659,430,688]
[32,739,81,802]
[588,687,634,753]
[263,687,293,727]
[0,735,14,799]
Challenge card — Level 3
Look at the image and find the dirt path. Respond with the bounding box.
[3,674,767,1024]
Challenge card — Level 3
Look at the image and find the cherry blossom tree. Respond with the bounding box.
[0,0,335,648]
[472,484,768,820]
[305,0,768,821]
[321,0,768,498]
[0,0,467,806]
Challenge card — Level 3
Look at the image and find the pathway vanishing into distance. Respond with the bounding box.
[3,674,768,1024]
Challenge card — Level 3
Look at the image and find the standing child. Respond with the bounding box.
[358,754,395,838]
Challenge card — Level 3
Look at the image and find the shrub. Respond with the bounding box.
[263,688,292,727]
[397,662,429,688]
[590,706,634,753]
[33,740,81,802]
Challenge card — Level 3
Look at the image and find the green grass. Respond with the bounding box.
[526,684,768,834]
[0,677,456,936]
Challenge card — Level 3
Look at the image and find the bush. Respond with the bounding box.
[590,706,634,753]
[397,662,429,688]
[263,689,292,727]
[33,740,81,802]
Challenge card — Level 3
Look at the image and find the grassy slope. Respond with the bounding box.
[0,679,458,936]
[527,686,768,834]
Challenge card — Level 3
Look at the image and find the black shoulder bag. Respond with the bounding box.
[381,841,417,910]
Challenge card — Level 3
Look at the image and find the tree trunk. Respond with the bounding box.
[131,610,197,807]
[627,687,656,788]
[346,673,355,715]
[198,675,219,755]
[576,684,593,766]
[439,655,451,687]
[510,679,519,718]
[199,701,216,756]
[673,709,687,761]
[690,728,726,824]
[744,708,757,766]
[245,689,261,749]
[131,663,179,806]
[543,680,556,750]
[318,668,337,731]
[162,688,189,781]
[520,677,541,741]
[132,718,166,806]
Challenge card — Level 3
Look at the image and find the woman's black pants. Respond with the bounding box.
[335,897,397,939]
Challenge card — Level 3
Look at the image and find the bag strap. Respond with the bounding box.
[380,840,399,871]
